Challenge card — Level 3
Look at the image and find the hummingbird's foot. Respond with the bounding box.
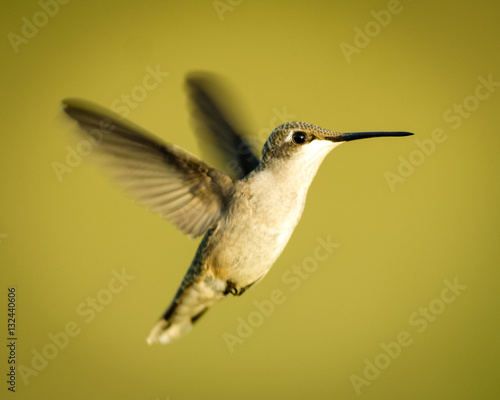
[223,280,258,296]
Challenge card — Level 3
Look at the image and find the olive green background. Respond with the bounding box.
[1,0,499,399]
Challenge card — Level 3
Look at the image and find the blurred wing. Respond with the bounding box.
[186,73,260,179]
[62,98,234,238]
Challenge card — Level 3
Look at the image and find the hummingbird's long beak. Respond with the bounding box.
[326,131,414,142]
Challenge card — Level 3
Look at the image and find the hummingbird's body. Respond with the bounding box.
[147,123,336,343]
[63,74,412,344]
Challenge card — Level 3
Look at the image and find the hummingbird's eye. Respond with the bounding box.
[292,131,307,144]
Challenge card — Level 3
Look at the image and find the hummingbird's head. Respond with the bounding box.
[258,121,413,175]
[260,122,338,166]
[262,121,412,158]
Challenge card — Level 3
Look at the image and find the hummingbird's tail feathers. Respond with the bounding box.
[146,277,225,345]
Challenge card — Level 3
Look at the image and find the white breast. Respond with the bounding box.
[211,139,342,286]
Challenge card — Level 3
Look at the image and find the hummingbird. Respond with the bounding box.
[62,73,413,345]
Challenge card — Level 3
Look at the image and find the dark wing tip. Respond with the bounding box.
[62,98,111,119]
[184,72,260,178]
